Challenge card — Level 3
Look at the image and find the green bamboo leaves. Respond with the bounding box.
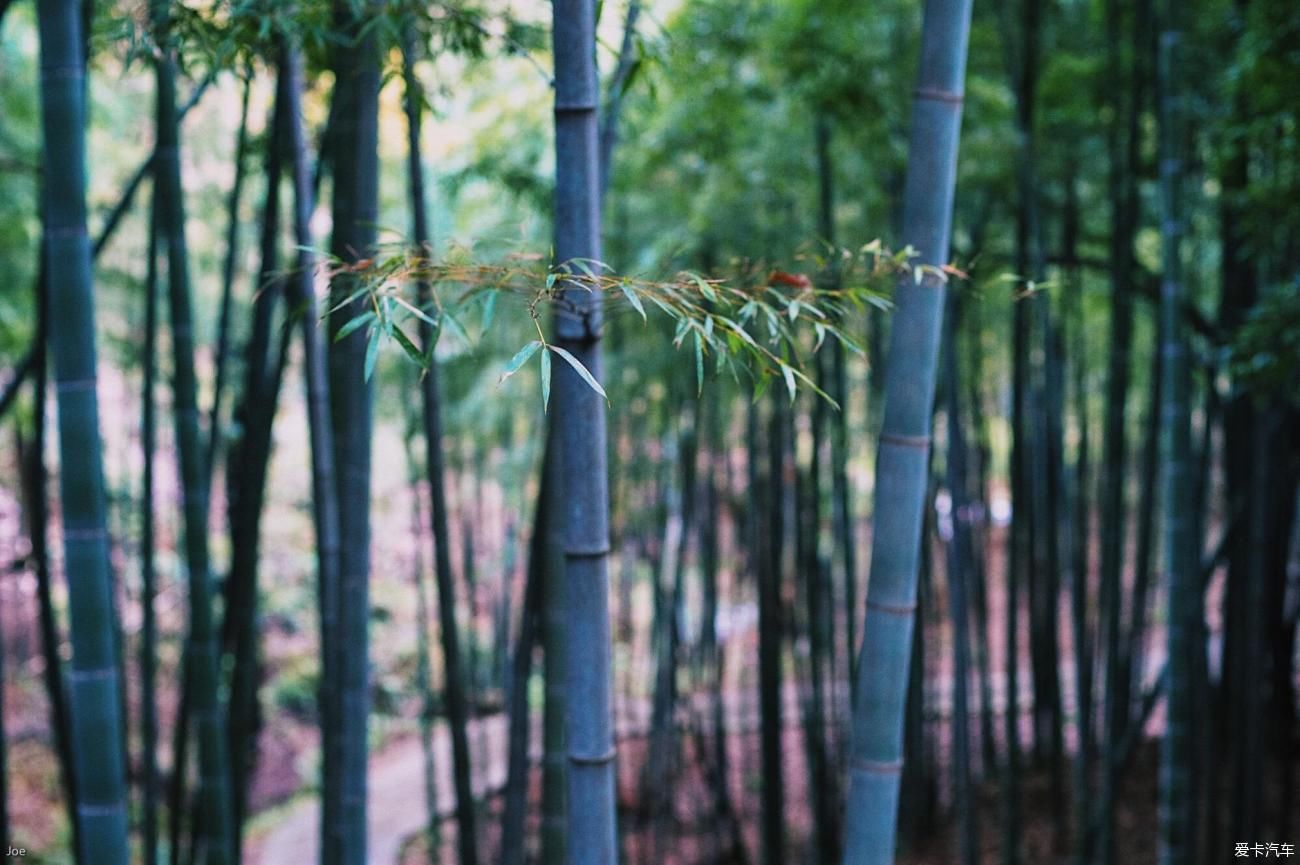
[501,339,544,382]
[330,247,900,410]
[35,2,130,863]
[498,339,607,410]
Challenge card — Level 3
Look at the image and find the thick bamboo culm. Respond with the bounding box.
[841,0,974,862]
[35,2,131,863]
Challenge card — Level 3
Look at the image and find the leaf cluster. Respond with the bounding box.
[316,241,932,410]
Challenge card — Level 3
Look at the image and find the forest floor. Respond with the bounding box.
[384,711,1169,865]
[248,714,513,865]
[373,677,1173,865]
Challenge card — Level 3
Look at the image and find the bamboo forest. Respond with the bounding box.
[1,0,1299,863]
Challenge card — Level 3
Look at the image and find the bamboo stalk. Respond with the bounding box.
[324,2,381,861]
[276,35,344,865]
[150,4,236,860]
[205,76,253,486]
[552,2,619,861]
[1156,4,1195,859]
[943,294,979,865]
[35,2,130,861]
[140,165,161,865]
[841,0,973,860]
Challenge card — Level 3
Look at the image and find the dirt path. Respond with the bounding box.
[253,650,1169,865]
[253,714,510,865]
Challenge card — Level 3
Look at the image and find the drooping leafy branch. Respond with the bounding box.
[316,239,945,407]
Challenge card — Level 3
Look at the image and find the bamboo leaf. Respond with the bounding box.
[392,325,427,368]
[646,293,677,317]
[334,311,375,343]
[327,282,372,315]
[389,293,439,327]
[780,362,797,402]
[688,271,718,302]
[619,279,647,321]
[549,345,608,403]
[694,330,704,395]
[540,347,552,411]
[570,257,608,281]
[673,318,690,348]
[442,311,471,346]
[364,327,381,381]
[500,340,543,384]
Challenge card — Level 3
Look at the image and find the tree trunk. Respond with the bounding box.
[402,34,482,865]
[643,403,693,851]
[1126,328,1163,729]
[140,168,161,865]
[324,2,381,861]
[943,294,979,865]
[960,294,997,780]
[501,438,552,865]
[1097,0,1149,856]
[760,395,787,865]
[542,430,568,865]
[1064,168,1094,865]
[552,2,618,862]
[35,2,130,861]
[150,3,237,859]
[277,36,344,865]
[205,77,252,485]
[224,71,290,839]
[598,0,642,202]
[698,386,742,860]
[841,0,973,861]
[17,265,82,862]
[402,391,444,864]
[813,114,858,715]
[801,378,838,864]
[1156,5,1195,859]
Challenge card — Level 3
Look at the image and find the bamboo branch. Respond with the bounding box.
[0,344,36,421]
[92,74,213,260]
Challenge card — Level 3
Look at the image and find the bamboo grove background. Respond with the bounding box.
[0,0,1298,864]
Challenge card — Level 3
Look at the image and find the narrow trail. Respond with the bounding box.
[251,647,1182,865]
[253,714,511,865]
[251,688,798,865]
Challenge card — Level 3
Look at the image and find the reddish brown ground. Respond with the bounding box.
[395,724,1167,865]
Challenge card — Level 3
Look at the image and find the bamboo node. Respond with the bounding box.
[42,65,84,82]
[569,747,617,766]
[879,432,930,450]
[565,543,612,558]
[865,599,917,617]
[55,378,97,394]
[46,225,87,240]
[63,526,108,542]
[914,87,964,105]
[850,756,904,775]
[68,666,117,683]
